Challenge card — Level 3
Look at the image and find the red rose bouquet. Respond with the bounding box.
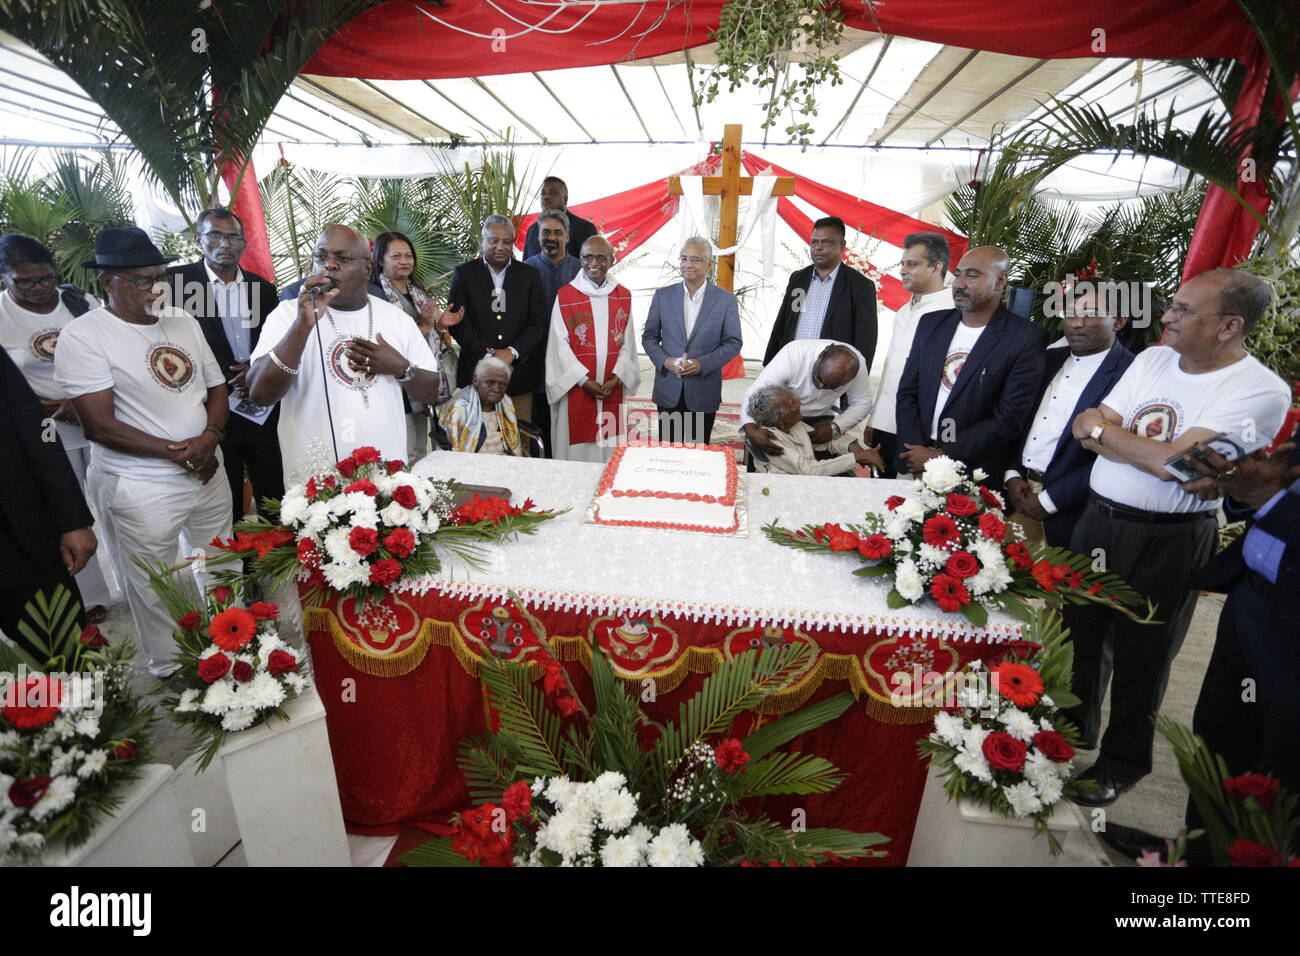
[916,608,1087,854]
[144,571,307,771]
[213,447,562,605]
[0,586,153,862]
[764,455,1154,626]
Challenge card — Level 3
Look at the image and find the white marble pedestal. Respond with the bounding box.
[40,764,194,867]
[172,688,349,867]
[906,766,1084,867]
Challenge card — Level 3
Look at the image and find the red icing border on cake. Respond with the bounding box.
[593,441,740,533]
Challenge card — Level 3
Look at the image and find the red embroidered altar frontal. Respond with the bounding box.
[304,586,1009,864]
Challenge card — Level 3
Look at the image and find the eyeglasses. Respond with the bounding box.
[312,251,363,266]
[110,273,168,289]
[200,230,246,246]
[679,255,707,266]
[1165,302,1227,320]
[581,254,611,264]
[5,273,58,290]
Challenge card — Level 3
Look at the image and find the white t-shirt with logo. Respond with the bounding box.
[930,321,985,440]
[53,305,225,478]
[0,288,103,450]
[250,295,437,482]
[1090,345,1290,512]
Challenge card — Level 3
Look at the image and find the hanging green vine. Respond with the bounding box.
[693,0,847,149]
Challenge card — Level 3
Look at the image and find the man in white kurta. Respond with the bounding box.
[545,236,641,462]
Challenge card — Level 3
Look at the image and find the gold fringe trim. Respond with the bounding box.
[304,602,953,723]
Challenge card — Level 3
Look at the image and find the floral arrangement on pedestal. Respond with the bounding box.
[916,609,1086,853]
[763,456,1155,626]
[144,569,307,770]
[211,446,562,604]
[0,587,153,862]
[1152,715,1299,867]
[401,640,888,867]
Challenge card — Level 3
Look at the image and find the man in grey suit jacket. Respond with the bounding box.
[641,238,743,444]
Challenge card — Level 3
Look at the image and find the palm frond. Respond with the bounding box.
[741,692,854,760]
[477,655,565,779]
[734,751,845,798]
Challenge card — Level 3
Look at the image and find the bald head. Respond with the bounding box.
[314,224,372,304]
[815,344,860,390]
[951,245,1010,318]
[580,235,615,285]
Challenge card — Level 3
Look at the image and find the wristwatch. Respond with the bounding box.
[396,363,417,383]
[1089,423,1106,444]
[830,422,843,440]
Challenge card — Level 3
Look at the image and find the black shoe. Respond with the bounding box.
[1099,823,1167,861]
[1071,765,1138,807]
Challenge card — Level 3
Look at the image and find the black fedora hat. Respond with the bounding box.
[82,226,178,270]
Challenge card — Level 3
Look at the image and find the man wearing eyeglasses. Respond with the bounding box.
[545,236,640,462]
[167,208,283,526]
[641,239,742,444]
[247,225,441,478]
[54,227,232,677]
[0,232,113,625]
[1063,268,1291,808]
[1003,281,1134,548]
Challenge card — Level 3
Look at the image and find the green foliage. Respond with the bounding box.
[0,149,136,291]
[1234,249,1300,384]
[350,176,461,299]
[432,137,537,260]
[0,1,387,212]
[695,0,846,148]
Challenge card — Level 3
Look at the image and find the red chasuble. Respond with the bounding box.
[557,282,632,444]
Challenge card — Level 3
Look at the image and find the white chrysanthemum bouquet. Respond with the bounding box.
[917,610,1088,853]
[213,446,560,604]
[765,456,1153,626]
[0,588,152,862]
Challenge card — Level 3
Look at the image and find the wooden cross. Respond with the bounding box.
[667,124,796,293]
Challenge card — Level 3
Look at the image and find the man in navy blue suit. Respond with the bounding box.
[641,237,743,444]
[894,245,1047,487]
[1004,283,1134,547]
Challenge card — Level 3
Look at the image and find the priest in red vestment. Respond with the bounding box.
[545,236,641,462]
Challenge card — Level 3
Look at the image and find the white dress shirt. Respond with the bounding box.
[739,338,873,431]
[204,262,251,362]
[485,259,518,359]
[1004,349,1108,514]
[870,285,953,434]
[682,281,707,343]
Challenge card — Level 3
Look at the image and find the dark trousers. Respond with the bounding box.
[1185,574,1300,861]
[1063,499,1216,783]
[657,394,715,445]
[873,429,899,478]
[222,422,285,524]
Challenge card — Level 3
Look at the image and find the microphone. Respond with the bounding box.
[306,277,338,297]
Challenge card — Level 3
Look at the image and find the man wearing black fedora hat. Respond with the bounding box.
[54,226,233,676]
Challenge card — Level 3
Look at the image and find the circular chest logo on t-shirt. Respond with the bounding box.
[147,344,195,391]
[1129,402,1178,442]
[327,336,376,391]
[942,350,969,389]
[29,328,59,362]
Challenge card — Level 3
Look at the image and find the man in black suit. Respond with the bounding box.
[0,347,97,655]
[522,177,597,260]
[168,208,284,523]
[448,215,547,423]
[894,245,1047,487]
[762,216,878,368]
[1101,431,1300,864]
[1004,284,1134,547]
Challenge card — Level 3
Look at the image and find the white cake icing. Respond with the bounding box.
[593,443,739,532]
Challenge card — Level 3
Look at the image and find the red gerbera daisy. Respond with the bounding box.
[989,660,1044,707]
[208,607,258,652]
[922,515,960,550]
[929,573,971,612]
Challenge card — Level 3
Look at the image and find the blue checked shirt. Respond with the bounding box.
[793,264,839,341]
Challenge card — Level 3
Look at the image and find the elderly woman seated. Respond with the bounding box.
[746,385,884,476]
[437,356,526,455]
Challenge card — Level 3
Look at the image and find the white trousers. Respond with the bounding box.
[89,463,232,665]
[62,443,115,609]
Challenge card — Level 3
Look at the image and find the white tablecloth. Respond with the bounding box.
[408,451,1021,643]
